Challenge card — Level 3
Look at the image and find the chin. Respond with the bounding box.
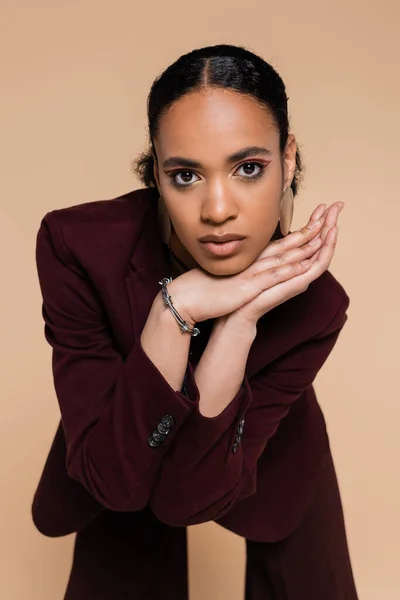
[197,255,251,277]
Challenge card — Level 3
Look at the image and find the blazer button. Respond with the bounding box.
[157,422,170,435]
[148,436,161,448]
[161,414,175,429]
[152,430,166,443]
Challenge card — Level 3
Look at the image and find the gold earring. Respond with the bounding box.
[157,195,172,245]
[279,187,294,236]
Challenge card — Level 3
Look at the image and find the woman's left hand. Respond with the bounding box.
[225,201,343,327]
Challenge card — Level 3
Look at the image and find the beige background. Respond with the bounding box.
[1,1,399,598]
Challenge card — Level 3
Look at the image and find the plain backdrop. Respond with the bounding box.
[1,1,399,598]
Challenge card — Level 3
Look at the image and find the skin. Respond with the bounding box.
[152,87,297,277]
[141,85,343,416]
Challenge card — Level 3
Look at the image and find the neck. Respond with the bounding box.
[166,245,188,277]
[168,229,198,272]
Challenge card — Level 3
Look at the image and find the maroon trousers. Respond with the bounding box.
[64,451,358,600]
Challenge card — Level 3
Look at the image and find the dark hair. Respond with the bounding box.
[133,44,304,195]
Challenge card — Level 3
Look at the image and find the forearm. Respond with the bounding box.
[140,291,192,392]
[195,316,257,417]
[149,315,258,525]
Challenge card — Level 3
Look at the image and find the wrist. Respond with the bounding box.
[153,290,196,329]
[214,312,257,342]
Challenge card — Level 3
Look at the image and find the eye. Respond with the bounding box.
[235,161,265,178]
[170,170,200,188]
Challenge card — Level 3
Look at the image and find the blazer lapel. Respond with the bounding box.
[124,194,171,341]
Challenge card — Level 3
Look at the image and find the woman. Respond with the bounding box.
[33,44,358,599]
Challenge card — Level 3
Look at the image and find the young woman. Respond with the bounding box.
[33,44,358,599]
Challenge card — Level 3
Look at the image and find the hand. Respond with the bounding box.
[227,201,344,326]
[165,203,341,325]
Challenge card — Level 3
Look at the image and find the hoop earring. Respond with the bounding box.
[157,195,171,245]
[279,187,294,236]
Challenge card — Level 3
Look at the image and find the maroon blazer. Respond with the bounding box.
[32,186,349,543]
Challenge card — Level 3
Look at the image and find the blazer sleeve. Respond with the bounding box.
[35,211,204,512]
[149,298,349,526]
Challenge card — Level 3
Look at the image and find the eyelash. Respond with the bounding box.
[168,161,269,189]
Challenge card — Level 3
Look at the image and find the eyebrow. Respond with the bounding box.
[162,146,272,169]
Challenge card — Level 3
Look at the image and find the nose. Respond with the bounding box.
[200,182,238,224]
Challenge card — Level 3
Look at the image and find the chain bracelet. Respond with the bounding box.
[159,277,200,336]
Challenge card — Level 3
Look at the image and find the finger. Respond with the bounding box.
[253,226,339,306]
[308,202,343,261]
[307,205,338,264]
[312,201,343,223]
[308,246,322,264]
[308,220,337,264]
[253,235,322,274]
[303,225,339,275]
[319,203,344,242]
[310,203,327,221]
[252,257,315,294]
[256,218,323,261]
[255,202,343,263]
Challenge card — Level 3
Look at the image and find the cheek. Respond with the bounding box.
[168,205,197,244]
[245,190,280,237]
[253,204,280,235]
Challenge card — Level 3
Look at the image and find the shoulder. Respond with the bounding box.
[36,187,159,266]
[252,269,350,367]
[307,269,350,331]
[305,267,349,318]
[275,268,349,336]
[46,187,157,225]
[39,186,158,239]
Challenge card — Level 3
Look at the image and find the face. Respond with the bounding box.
[153,87,297,276]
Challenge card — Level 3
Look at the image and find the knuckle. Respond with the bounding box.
[274,239,284,251]
[252,259,268,275]
[300,226,309,237]
[292,262,303,273]
[241,275,253,293]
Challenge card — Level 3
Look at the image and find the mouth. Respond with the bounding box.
[200,238,246,257]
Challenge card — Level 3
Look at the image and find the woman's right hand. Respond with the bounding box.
[166,203,342,325]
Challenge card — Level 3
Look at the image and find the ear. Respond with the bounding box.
[283,133,297,190]
[152,150,161,192]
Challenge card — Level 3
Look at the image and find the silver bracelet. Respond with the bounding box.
[159,277,200,336]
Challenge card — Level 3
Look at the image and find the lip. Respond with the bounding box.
[200,238,246,257]
[198,232,245,243]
